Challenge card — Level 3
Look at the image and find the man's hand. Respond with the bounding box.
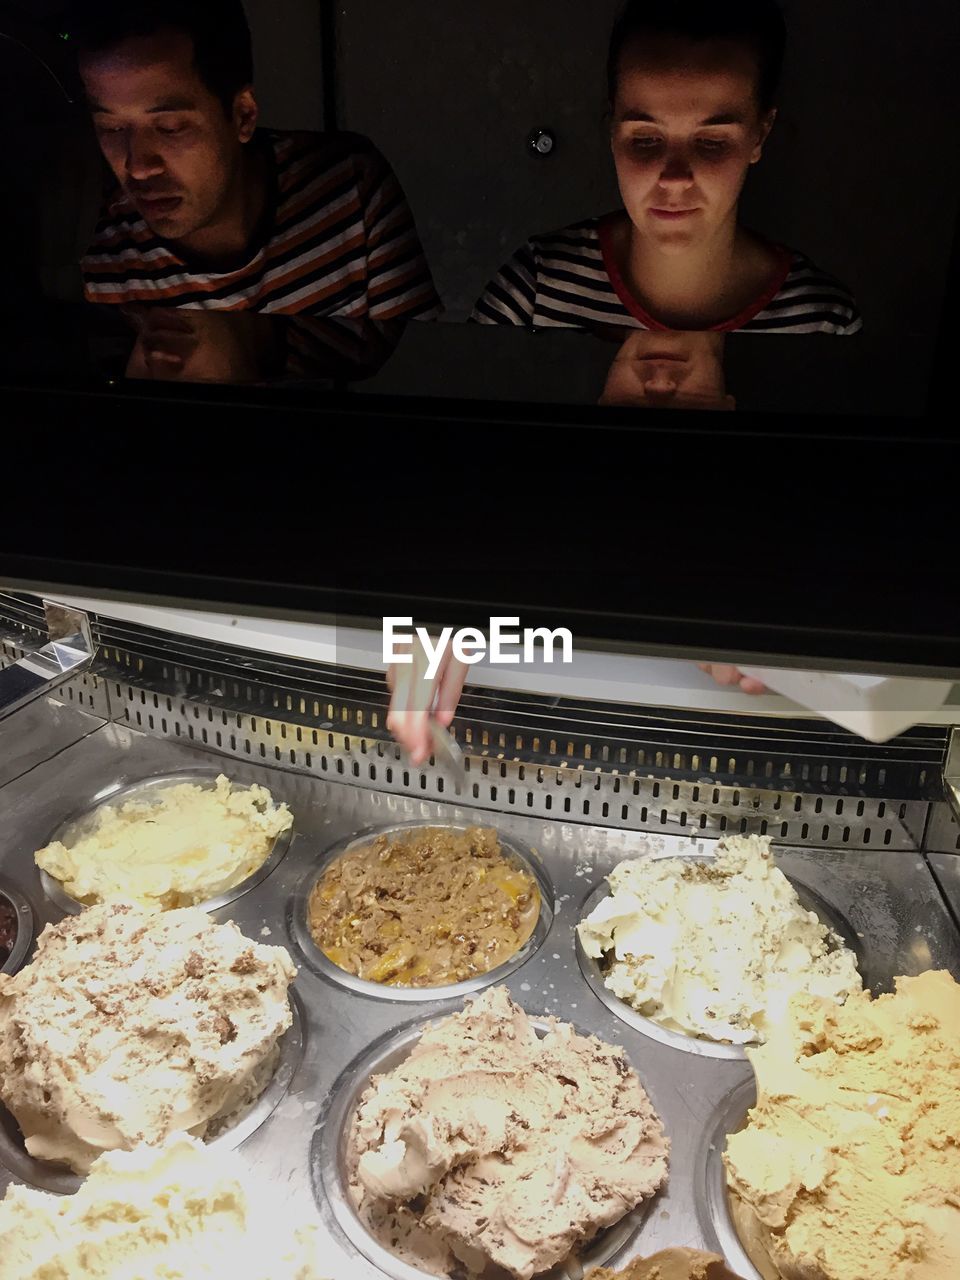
[699,663,768,695]
[386,641,469,765]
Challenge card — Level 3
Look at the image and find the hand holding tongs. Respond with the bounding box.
[429,719,467,792]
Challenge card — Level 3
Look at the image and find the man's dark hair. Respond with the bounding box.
[608,1,787,112]
[68,0,254,112]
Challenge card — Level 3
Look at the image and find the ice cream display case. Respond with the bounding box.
[0,589,958,1280]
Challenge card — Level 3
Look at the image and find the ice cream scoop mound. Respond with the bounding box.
[0,1134,323,1280]
[724,969,960,1280]
[0,902,296,1173]
[577,836,862,1045]
[34,774,292,911]
[589,1249,746,1280]
[347,986,669,1279]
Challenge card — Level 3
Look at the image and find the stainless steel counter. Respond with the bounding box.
[930,853,960,928]
[1,722,958,1279]
[0,696,104,788]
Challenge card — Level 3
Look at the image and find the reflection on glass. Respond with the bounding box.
[599,330,735,410]
[119,309,402,385]
[70,0,440,320]
[473,0,860,336]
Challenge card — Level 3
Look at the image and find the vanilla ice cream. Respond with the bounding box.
[577,836,862,1044]
[725,969,960,1280]
[590,1250,745,1280]
[0,1135,322,1280]
[0,902,296,1173]
[348,985,669,1280]
[35,774,293,911]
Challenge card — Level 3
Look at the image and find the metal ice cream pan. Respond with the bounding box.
[36,769,295,916]
[290,820,556,1004]
[313,1010,661,1280]
[0,878,33,977]
[0,991,304,1197]
[575,849,867,1062]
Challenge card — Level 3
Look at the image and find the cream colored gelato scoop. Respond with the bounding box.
[578,835,862,1044]
[347,985,669,1280]
[0,1135,323,1280]
[724,969,960,1280]
[0,902,296,1173]
[35,774,292,911]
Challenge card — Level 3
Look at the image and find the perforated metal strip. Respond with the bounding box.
[0,592,944,851]
[109,678,928,850]
[0,633,112,719]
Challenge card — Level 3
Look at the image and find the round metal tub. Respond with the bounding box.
[291,821,554,1003]
[0,880,32,976]
[37,769,294,915]
[695,1078,766,1280]
[576,852,865,1060]
[0,993,303,1195]
[313,1011,660,1280]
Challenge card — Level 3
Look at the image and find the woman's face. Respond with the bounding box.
[600,330,734,410]
[611,36,775,254]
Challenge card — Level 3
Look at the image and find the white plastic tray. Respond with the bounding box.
[739,668,954,743]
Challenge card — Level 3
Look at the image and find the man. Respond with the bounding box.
[73,0,440,319]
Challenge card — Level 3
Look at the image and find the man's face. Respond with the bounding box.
[600,330,734,410]
[611,36,775,254]
[80,28,256,242]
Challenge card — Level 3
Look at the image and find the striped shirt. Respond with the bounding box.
[472,215,861,335]
[82,131,441,320]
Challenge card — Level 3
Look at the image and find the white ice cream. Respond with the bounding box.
[577,836,862,1044]
[35,774,292,911]
[0,1135,323,1280]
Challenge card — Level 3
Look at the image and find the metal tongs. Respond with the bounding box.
[429,720,467,793]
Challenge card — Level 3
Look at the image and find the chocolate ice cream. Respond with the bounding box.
[0,902,296,1173]
[347,986,669,1279]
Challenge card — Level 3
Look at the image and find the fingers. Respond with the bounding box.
[435,655,468,726]
[738,676,768,696]
[386,641,469,764]
[703,663,743,688]
[385,643,435,766]
[700,663,768,696]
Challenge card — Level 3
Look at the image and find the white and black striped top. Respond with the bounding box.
[82,131,440,321]
[472,215,861,335]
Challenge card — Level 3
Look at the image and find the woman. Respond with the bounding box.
[473,0,860,336]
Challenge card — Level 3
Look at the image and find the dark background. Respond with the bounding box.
[335,0,960,333]
[2,0,958,415]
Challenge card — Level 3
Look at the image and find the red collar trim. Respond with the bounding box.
[597,212,794,332]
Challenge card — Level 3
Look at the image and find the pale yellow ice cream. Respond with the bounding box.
[0,1135,323,1280]
[0,902,296,1173]
[35,774,293,911]
[724,970,960,1280]
[348,986,669,1280]
[577,836,861,1044]
[590,1250,745,1280]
